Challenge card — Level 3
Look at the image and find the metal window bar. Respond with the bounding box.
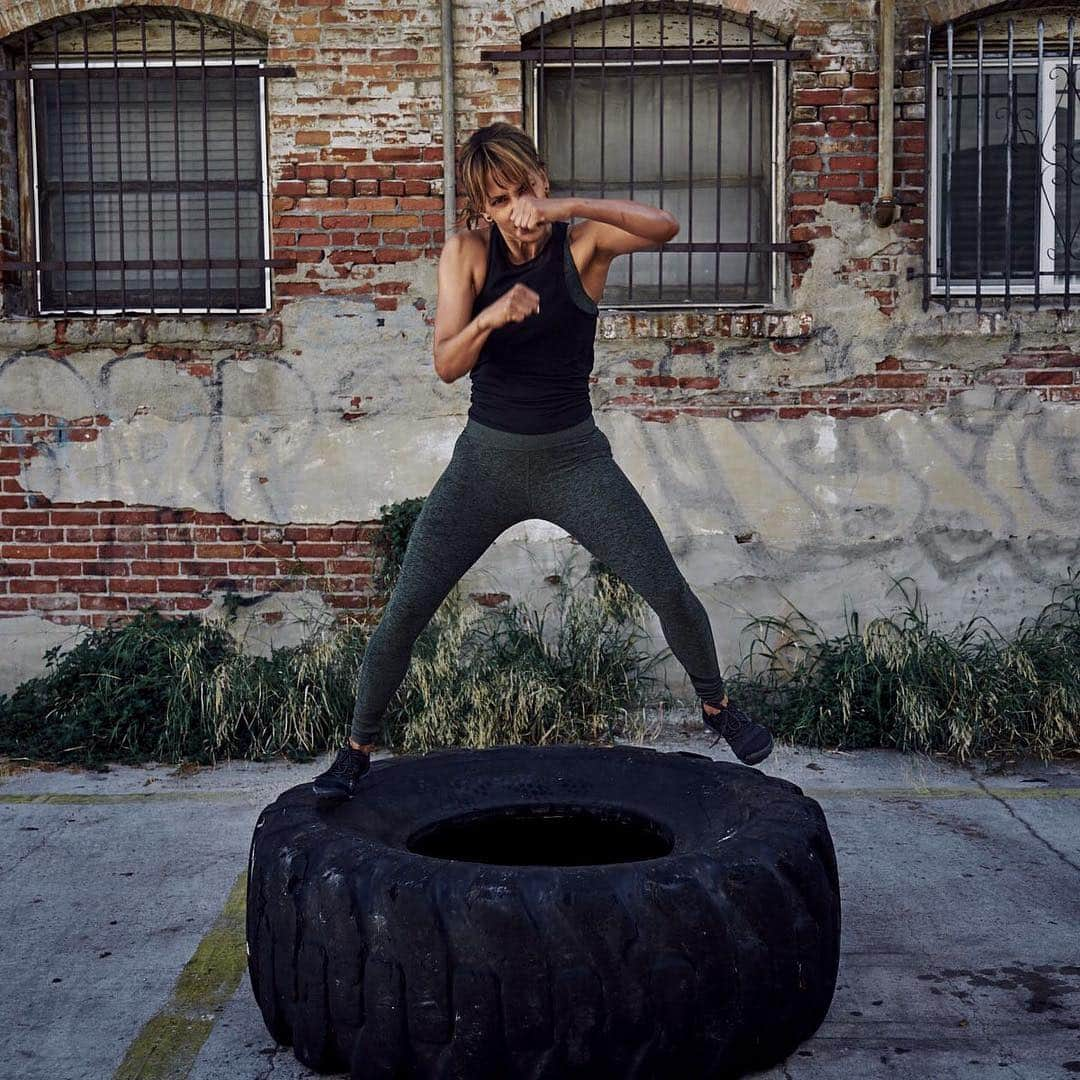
[629,2,633,298]
[716,14,723,301]
[0,9,297,316]
[1067,20,1074,309]
[1035,18,1042,311]
[601,1,607,205]
[172,14,183,314]
[141,9,154,313]
[570,6,576,205]
[112,9,126,310]
[687,0,693,294]
[911,14,1080,312]
[484,1,811,309]
[744,11,754,301]
[659,0,664,300]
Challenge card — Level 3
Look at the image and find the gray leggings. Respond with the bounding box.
[351,414,726,743]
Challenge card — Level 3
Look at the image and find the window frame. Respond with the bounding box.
[928,48,1080,301]
[26,55,274,317]
[524,52,790,312]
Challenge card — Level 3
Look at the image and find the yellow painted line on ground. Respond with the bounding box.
[801,786,1080,799]
[0,790,254,804]
[112,868,249,1080]
[2,787,1079,805]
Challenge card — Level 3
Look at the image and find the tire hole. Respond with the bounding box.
[406,803,674,866]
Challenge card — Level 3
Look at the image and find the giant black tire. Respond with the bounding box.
[245,744,841,1079]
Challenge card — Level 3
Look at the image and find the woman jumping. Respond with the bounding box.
[312,122,774,800]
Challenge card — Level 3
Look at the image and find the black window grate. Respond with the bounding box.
[481,0,812,309]
[0,5,297,316]
[911,13,1080,311]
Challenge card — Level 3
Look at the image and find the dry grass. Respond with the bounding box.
[1,565,1077,769]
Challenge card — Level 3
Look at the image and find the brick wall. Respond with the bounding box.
[0,0,1078,665]
[0,414,386,628]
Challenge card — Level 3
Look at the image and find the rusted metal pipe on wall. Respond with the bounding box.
[873,0,899,227]
[441,0,457,239]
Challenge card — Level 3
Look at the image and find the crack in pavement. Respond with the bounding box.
[969,775,1080,875]
[254,1043,286,1080]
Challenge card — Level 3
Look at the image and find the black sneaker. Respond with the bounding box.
[701,699,774,765]
[312,744,371,800]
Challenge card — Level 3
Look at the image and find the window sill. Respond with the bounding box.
[0,313,283,350]
[597,308,813,340]
[922,303,1080,336]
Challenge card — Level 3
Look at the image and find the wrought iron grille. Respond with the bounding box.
[0,5,296,316]
[913,12,1080,311]
[481,1,811,309]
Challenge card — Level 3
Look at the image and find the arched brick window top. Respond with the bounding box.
[2,5,267,55]
[0,1,273,43]
[520,3,788,49]
[925,0,1074,35]
[936,2,1080,41]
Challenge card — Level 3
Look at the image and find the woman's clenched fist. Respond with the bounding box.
[479,282,542,331]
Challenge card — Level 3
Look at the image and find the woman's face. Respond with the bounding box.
[481,169,548,237]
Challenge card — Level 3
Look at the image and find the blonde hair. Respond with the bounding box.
[456,122,549,232]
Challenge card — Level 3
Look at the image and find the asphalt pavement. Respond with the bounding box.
[1,707,1077,1080]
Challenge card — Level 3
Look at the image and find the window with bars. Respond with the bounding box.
[0,5,296,317]
[922,10,1080,310]
[481,2,810,309]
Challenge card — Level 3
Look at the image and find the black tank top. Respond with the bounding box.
[467,219,599,434]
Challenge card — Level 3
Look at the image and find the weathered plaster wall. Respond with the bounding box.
[1,0,1078,703]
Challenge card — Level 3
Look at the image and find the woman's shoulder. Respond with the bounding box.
[447,222,492,249]
[444,224,492,297]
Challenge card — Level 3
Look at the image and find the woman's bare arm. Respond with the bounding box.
[564,197,679,263]
[433,232,493,384]
[568,197,678,244]
[433,231,541,384]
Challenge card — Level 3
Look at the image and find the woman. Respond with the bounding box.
[312,122,773,800]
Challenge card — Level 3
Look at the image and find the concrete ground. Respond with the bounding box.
[1,708,1077,1080]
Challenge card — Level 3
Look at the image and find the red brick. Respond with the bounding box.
[876,373,926,388]
[109,579,160,594]
[794,88,842,106]
[820,105,867,123]
[275,181,308,197]
[393,163,441,180]
[1,544,51,558]
[158,579,207,593]
[33,561,83,576]
[829,155,879,171]
[1025,370,1073,385]
[791,225,833,242]
[827,189,876,204]
[372,147,423,162]
[371,48,418,61]
[11,579,58,593]
[80,595,129,610]
[829,405,884,418]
